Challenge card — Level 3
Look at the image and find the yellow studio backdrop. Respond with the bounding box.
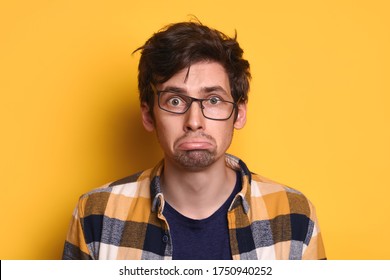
[0,0,389,260]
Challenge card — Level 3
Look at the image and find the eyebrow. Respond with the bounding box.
[201,86,228,96]
[160,86,229,97]
[160,86,186,94]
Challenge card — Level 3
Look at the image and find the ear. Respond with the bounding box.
[234,102,247,130]
[141,102,155,132]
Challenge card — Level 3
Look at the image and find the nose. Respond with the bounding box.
[183,100,205,132]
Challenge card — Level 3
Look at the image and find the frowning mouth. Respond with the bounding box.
[177,140,214,151]
[174,133,216,151]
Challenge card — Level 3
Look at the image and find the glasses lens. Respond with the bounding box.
[202,99,234,120]
[158,92,189,113]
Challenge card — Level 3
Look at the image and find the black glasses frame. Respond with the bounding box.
[156,91,238,121]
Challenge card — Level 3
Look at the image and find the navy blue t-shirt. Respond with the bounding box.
[163,171,241,260]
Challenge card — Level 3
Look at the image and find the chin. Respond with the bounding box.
[173,150,217,170]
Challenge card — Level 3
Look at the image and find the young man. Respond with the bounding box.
[62,21,326,260]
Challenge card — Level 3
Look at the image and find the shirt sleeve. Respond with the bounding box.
[62,197,93,260]
[302,201,326,260]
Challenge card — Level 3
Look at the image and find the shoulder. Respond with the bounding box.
[249,173,313,217]
[250,173,305,196]
[75,168,154,214]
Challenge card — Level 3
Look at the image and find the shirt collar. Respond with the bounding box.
[150,154,252,214]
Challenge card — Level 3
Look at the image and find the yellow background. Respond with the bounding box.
[1,0,389,260]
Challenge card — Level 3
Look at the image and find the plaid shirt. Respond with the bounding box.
[62,154,326,260]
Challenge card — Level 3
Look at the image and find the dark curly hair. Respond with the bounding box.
[134,21,251,115]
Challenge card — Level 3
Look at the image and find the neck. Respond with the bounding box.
[161,155,237,219]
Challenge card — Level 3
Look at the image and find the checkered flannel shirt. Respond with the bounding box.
[62,154,326,260]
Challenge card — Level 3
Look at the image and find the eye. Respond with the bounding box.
[167,97,184,107]
[208,96,222,105]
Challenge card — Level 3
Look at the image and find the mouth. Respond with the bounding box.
[177,140,214,151]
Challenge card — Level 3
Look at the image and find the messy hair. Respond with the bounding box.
[134,20,251,113]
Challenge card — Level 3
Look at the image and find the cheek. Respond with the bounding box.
[154,117,181,147]
[212,122,235,150]
[222,128,234,146]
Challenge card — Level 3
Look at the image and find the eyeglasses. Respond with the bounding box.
[156,90,238,121]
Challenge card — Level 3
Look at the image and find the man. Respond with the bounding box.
[62,21,326,260]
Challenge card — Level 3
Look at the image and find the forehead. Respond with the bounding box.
[158,61,231,96]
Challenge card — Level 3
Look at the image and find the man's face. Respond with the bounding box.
[141,61,247,171]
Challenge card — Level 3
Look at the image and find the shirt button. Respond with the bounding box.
[162,235,169,243]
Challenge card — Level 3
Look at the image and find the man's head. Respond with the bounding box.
[135,21,251,170]
[135,21,251,116]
